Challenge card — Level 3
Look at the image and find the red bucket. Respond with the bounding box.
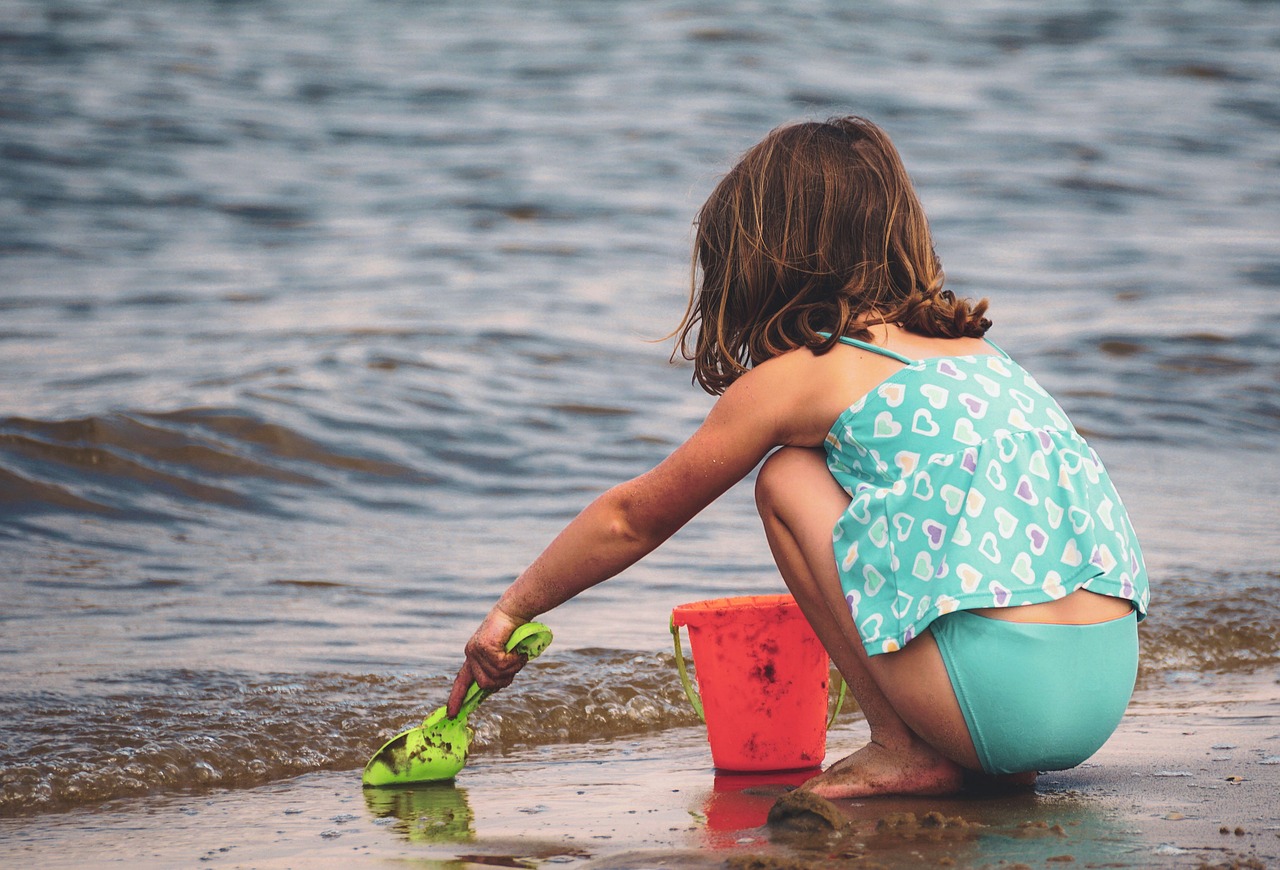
[670,594,843,772]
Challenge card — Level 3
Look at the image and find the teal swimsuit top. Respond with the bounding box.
[822,335,1149,656]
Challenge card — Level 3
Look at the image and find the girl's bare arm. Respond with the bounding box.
[446,351,832,715]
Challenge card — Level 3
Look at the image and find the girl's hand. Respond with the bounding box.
[446,606,530,718]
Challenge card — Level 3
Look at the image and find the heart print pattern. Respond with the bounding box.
[826,350,1149,656]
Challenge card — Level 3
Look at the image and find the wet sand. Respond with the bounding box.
[2,673,1276,870]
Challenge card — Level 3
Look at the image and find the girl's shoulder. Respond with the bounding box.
[731,344,906,446]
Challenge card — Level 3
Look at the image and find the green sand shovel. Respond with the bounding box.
[362,622,553,787]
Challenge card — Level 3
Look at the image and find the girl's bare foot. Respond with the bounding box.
[800,740,967,799]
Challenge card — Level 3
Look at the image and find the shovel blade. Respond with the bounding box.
[362,707,470,786]
[362,623,552,787]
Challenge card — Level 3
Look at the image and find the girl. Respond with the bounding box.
[447,116,1149,797]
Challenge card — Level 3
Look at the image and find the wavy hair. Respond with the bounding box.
[673,116,990,394]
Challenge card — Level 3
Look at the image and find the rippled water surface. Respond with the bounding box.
[2,0,1278,817]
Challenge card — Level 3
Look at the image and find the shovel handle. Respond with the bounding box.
[450,622,555,721]
[507,621,553,659]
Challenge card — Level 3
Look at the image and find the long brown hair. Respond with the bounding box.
[673,116,990,394]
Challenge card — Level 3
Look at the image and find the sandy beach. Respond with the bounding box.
[3,671,1276,870]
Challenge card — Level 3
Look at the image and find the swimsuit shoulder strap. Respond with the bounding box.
[826,334,917,365]
[819,332,1009,364]
[983,337,1012,359]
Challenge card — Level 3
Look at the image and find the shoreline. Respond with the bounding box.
[2,672,1277,869]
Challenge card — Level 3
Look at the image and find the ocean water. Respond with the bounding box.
[1,0,1278,818]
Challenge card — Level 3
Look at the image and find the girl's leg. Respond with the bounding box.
[755,447,982,798]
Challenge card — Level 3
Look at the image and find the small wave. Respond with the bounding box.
[0,408,432,521]
[1138,577,1280,680]
[0,652,702,818]
[141,408,419,479]
[0,465,122,516]
[0,414,300,518]
[5,417,309,485]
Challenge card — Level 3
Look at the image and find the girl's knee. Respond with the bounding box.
[755,447,816,515]
[755,447,840,525]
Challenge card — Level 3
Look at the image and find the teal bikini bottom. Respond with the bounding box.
[930,609,1139,776]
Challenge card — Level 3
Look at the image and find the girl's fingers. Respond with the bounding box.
[479,646,529,685]
[447,608,532,717]
[446,650,526,717]
[446,660,479,717]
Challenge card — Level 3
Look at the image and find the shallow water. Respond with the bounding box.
[2,0,1279,818]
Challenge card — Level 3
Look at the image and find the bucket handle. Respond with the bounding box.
[670,619,847,728]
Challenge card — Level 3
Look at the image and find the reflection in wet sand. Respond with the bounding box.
[363,782,475,844]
